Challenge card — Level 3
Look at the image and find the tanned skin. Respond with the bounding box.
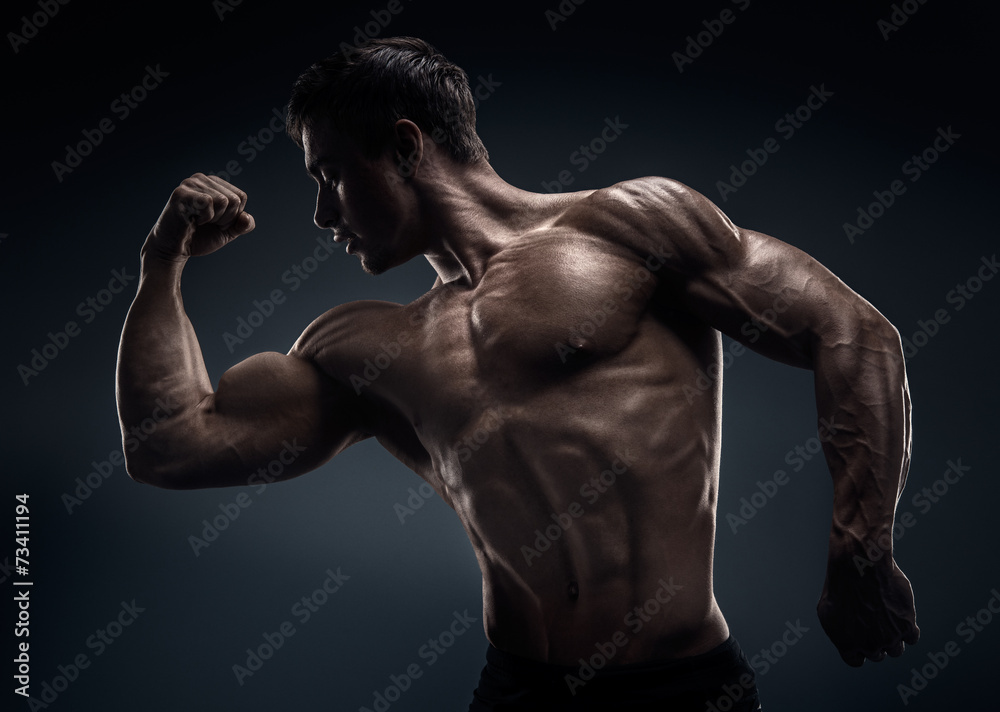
[117,117,918,668]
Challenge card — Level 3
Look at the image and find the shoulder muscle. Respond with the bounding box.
[558,176,745,277]
[290,299,404,363]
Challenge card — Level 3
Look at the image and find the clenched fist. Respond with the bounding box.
[817,553,920,666]
[144,173,255,262]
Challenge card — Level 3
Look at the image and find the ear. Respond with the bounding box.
[393,119,424,179]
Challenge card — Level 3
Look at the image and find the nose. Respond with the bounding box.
[314,188,340,229]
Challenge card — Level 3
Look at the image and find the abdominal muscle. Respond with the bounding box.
[424,355,731,667]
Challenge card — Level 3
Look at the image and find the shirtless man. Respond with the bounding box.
[116,37,919,710]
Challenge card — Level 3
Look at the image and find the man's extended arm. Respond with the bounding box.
[116,173,364,489]
[605,177,919,665]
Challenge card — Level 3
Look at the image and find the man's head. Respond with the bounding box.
[287,36,489,166]
[287,37,489,274]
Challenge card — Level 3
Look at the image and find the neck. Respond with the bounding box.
[417,161,562,286]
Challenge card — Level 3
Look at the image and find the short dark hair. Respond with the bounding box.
[286,36,488,164]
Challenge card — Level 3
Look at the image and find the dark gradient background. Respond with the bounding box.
[2,0,997,710]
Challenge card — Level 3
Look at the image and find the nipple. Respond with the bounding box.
[568,334,592,352]
[562,334,596,365]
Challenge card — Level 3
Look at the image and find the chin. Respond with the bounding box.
[359,259,388,276]
[357,248,396,276]
[353,235,413,276]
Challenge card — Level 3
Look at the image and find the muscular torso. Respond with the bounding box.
[295,186,731,665]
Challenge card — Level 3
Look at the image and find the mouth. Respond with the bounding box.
[333,230,360,254]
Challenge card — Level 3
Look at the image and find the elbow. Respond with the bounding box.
[810,300,907,371]
[864,307,906,363]
[122,442,153,486]
[123,445,195,490]
[119,411,210,489]
[845,306,909,382]
[124,454,173,489]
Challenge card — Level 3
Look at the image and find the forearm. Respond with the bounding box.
[812,308,911,558]
[810,309,920,662]
[116,248,213,481]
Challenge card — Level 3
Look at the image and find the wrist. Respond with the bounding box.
[827,526,895,566]
[139,246,188,296]
[140,237,189,272]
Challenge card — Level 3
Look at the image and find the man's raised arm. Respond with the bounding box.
[605,177,919,666]
[116,173,365,490]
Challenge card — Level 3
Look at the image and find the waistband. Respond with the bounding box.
[485,634,744,680]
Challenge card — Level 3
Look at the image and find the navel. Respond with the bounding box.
[567,580,579,601]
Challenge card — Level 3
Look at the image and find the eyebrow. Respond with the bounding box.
[306,153,337,178]
[305,159,322,177]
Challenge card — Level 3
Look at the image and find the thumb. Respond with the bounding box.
[233,211,255,236]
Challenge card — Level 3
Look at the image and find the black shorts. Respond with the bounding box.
[468,635,762,711]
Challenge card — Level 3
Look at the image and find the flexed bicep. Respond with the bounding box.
[118,173,371,491]
[126,351,368,490]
